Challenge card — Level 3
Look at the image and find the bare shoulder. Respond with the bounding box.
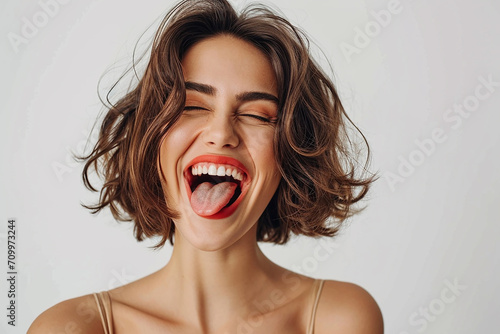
[28,293,104,334]
[315,280,384,334]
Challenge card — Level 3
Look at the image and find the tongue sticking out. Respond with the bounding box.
[190,182,238,217]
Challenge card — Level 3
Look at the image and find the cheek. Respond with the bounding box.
[157,140,175,202]
[163,120,192,148]
[240,127,279,173]
[246,129,272,150]
[160,118,201,163]
[158,121,194,190]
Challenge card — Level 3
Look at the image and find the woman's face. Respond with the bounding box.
[159,35,281,251]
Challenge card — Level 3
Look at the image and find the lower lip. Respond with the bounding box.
[183,155,250,219]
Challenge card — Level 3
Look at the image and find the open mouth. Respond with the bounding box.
[184,156,250,219]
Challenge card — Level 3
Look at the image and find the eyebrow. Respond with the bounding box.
[185,81,279,105]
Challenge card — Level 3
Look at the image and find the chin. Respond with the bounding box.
[175,213,257,252]
[182,230,241,252]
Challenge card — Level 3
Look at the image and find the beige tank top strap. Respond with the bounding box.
[307,279,325,334]
[93,291,114,334]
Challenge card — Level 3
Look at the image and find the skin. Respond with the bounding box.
[28,35,383,334]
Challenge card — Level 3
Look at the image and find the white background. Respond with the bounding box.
[1,0,499,333]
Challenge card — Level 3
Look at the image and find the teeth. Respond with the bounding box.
[208,165,217,176]
[191,163,245,181]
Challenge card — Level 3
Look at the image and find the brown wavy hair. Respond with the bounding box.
[81,0,375,248]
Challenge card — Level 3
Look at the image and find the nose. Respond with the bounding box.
[202,111,240,149]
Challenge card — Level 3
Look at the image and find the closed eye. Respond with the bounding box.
[240,113,276,124]
[184,106,208,111]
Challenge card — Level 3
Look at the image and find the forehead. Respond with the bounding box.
[181,35,278,97]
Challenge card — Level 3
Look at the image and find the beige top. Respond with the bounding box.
[93,290,113,334]
[94,279,325,334]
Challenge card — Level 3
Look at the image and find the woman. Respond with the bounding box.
[29,0,383,333]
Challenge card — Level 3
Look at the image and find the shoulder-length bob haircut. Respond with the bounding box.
[81,0,375,248]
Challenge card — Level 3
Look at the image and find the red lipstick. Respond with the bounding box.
[184,155,251,219]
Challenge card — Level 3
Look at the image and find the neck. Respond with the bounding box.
[167,230,274,291]
[154,226,284,331]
